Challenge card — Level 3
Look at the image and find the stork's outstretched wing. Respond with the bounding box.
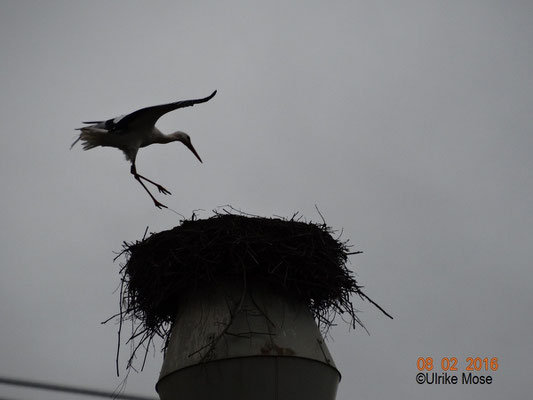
[85,90,217,134]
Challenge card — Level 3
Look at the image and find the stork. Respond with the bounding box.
[71,90,216,209]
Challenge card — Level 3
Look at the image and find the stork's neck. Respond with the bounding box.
[149,127,179,144]
[143,128,188,147]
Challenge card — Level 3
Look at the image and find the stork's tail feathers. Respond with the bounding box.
[70,136,81,150]
[70,127,109,151]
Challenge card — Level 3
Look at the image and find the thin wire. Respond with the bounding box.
[0,377,157,400]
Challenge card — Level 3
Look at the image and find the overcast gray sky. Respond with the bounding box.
[1,1,532,399]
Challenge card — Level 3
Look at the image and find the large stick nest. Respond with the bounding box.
[110,210,391,372]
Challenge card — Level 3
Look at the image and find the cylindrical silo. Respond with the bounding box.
[156,281,340,400]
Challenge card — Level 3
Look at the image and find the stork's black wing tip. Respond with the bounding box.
[196,90,217,104]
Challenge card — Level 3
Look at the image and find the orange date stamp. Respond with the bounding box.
[417,356,499,372]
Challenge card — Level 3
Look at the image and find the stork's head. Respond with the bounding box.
[171,131,203,163]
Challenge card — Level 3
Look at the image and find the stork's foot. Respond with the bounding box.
[153,199,168,209]
[155,184,171,195]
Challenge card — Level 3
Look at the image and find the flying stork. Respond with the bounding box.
[71,90,216,209]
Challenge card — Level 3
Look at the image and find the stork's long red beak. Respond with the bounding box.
[186,142,203,163]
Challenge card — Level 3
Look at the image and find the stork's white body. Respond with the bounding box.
[72,90,216,208]
[76,124,180,162]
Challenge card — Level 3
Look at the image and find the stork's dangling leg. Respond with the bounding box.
[130,163,168,209]
[130,163,171,195]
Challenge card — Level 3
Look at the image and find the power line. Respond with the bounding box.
[0,377,157,400]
